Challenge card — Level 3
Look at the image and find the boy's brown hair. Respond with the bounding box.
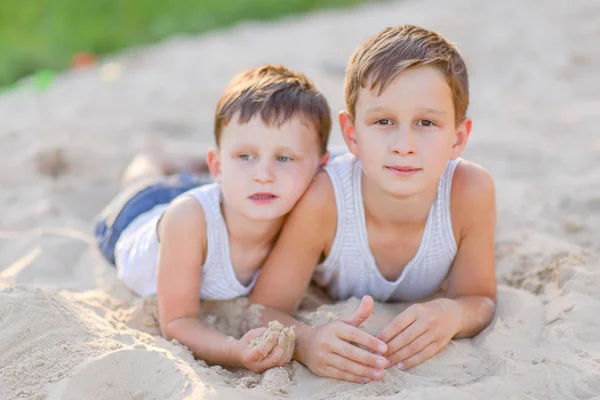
[344,25,469,125]
[214,65,331,154]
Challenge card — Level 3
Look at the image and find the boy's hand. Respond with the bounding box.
[297,296,389,383]
[235,326,295,373]
[377,298,461,370]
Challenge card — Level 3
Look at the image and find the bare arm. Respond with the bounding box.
[156,197,241,365]
[443,161,497,337]
[249,171,335,314]
[249,172,389,383]
[249,171,336,360]
[157,197,287,371]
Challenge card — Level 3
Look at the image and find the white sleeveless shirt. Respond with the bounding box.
[114,183,259,299]
[313,154,459,302]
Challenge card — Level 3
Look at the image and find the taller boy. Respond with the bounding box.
[250,25,497,383]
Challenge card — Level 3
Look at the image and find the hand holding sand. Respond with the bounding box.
[235,321,295,373]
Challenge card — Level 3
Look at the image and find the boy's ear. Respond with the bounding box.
[206,148,221,182]
[450,118,472,160]
[318,151,330,169]
[339,111,359,157]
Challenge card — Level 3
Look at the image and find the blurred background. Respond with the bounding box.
[0,0,369,90]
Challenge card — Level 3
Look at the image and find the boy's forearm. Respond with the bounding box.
[163,317,242,367]
[451,295,496,338]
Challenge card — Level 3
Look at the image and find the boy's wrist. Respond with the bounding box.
[445,296,495,338]
[292,323,315,364]
[446,298,464,338]
[229,338,246,368]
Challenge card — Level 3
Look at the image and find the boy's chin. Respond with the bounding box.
[241,207,288,222]
[378,180,426,198]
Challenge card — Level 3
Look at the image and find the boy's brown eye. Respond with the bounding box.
[375,119,392,125]
[418,119,434,127]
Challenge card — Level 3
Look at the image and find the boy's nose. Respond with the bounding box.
[253,161,275,184]
[389,128,417,156]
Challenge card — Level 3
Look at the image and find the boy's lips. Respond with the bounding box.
[248,192,278,204]
[385,165,422,177]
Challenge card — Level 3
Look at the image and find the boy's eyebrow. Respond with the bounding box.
[275,145,304,155]
[229,144,257,152]
[229,144,304,155]
[420,108,448,116]
[363,106,448,116]
[363,106,389,114]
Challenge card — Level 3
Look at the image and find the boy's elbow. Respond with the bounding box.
[161,318,187,342]
[483,295,497,314]
[161,322,177,341]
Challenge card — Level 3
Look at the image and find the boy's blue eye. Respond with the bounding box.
[277,155,293,162]
[417,119,435,127]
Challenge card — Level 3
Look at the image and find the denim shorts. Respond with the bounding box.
[94,172,212,265]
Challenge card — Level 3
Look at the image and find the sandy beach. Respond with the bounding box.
[1,0,600,398]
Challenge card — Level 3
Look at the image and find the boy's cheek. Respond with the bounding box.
[279,172,313,201]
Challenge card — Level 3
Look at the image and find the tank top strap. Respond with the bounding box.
[434,158,461,256]
[184,183,223,270]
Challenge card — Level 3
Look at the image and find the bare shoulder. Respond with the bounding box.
[452,160,495,206]
[157,195,207,245]
[450,160,496,237]
[156,195,208,330]
[293,170,337,220]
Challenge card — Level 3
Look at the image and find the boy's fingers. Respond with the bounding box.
[337,324,387,355]
[276,330,287,363]
[376,307,418,343]
[396,341,439,371]
[281,329,296,364]
[333,340,388,370]
[387,332,433,367]
[257,340,286,368]
[245,327,267,342]
[384,321,427,357]
[340,295,374,327]
[322,365,370,384]
[327,353,384,381]
[248,331,278,362]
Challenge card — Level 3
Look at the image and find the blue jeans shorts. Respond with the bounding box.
[94,172,211,265]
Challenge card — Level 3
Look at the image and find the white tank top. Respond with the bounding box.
[313,154,459,302]
[114,183,259,299]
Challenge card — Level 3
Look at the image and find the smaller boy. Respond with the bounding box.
[249,25,497,383]
[94,65,332,372]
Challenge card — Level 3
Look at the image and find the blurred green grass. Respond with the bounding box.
[0,0,367,88]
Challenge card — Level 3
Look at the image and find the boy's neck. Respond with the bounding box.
[361,171,438,226]
[220,202,285,248]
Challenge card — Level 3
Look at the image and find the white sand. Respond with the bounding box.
[1,0,600,398]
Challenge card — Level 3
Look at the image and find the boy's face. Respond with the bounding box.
[340,65,471,197]
[208,115,328,220]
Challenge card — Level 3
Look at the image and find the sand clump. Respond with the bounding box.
[249,320,296,363]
